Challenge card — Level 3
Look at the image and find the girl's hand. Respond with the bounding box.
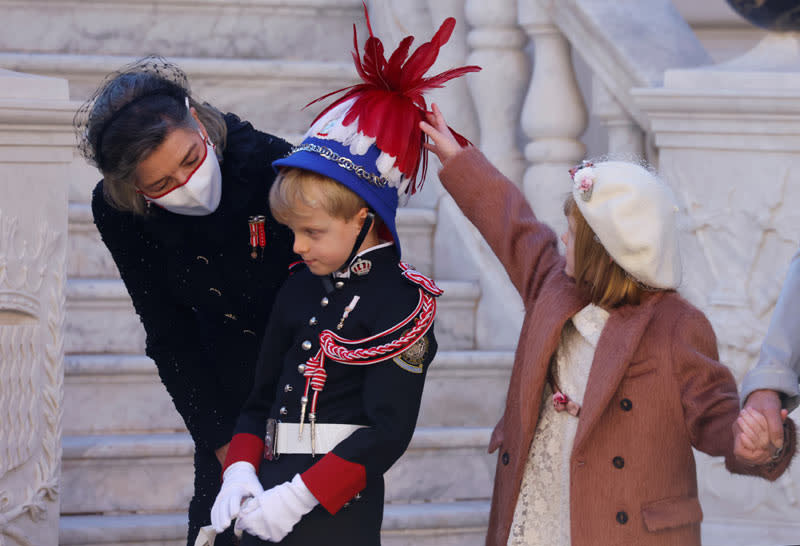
[733,406,787,465]
[420,103,466,165]
[488,418,504,454]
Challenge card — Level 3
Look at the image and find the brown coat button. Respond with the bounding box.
[620,398,633,411]
[502,452,510,465]
[613,456,625,469]
[616,511,628,525]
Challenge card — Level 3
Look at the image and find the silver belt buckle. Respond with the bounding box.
[264,418,279,460]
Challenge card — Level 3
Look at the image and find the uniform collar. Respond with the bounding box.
[333,241,396,279]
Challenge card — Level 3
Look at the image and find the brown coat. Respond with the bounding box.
[439,148,795,546]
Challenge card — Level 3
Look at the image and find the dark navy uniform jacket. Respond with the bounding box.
[92,114,296,452]
[226,244,439,546]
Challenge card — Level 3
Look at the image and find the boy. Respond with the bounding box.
[209,10,479,545]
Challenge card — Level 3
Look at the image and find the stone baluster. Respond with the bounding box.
[591,75,645,161]
[518,0,588,232]
[464,0,528,187]
[425,0,479,144]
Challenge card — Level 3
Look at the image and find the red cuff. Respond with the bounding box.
[301,453,366,514]
[223,433,264,472]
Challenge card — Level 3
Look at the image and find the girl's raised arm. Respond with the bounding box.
[421,104,563,302]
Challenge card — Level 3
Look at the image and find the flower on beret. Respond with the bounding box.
[569,160,596,202]
[575,169,595,201]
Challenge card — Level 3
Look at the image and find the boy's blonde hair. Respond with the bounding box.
[563,195,648,308]
[269,167,367,225]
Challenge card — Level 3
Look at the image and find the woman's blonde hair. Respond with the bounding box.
[564,195,648,308]
[269,168,368,225]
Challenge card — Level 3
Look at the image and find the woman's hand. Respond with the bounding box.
[420,103,466,165]
[215,442,230,466]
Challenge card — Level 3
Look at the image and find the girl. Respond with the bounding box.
[420,105,794,546]
[75,57,296,546]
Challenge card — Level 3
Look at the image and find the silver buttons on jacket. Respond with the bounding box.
[335,281,344,289]
[321,297,329,307]
[284,384,293,393]
[309,317,318,326]
[302,340,312,351]
[280,406,288,416]
[298,364,306,374]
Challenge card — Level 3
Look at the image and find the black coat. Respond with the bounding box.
[92,114,296,452]
[226,245,439,546]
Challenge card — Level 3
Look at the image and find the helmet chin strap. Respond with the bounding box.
[337,212,374,274]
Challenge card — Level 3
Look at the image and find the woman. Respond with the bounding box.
[75,57,297,546]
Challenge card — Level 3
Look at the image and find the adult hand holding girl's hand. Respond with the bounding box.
[733,403,788,465]
[420,103,466,165]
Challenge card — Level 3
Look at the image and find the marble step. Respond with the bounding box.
[64,277,478,355]
[63,351,511,435]
[418,351,511,428]
[65,279,146,355]
[63,355,185,436]
[0,2,364,62]
[59,501,489,546]
[60,428,496,514]
[68,203,436,278]
[0,53,354,160]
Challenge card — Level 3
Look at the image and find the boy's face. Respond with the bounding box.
[286,200,368,276]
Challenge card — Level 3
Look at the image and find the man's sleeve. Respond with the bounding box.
[741,250,800,411]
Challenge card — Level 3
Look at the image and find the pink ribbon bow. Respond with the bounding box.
[553,391,581,417]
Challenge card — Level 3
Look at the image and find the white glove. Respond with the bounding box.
[234,474,318,542]
[211,461,264,533]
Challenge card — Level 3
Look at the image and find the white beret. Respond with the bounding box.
[571,161,681,290]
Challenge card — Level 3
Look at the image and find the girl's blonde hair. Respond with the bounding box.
[269,168,367,225]
[563,195,648,308]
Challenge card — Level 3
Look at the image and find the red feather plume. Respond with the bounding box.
[305,3,481,195]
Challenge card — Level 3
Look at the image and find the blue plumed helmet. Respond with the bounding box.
[273,5,480,258]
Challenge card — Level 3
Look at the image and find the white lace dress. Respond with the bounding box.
[507,304,610,546]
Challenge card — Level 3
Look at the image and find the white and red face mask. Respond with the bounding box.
[142,132,222,216]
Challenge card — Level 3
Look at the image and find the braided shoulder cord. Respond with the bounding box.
[319,290,436,365]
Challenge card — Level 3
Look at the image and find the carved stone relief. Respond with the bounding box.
[0,209,64,546]
[659,147,800,540]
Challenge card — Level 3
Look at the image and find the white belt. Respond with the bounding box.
[273,422,366,456]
